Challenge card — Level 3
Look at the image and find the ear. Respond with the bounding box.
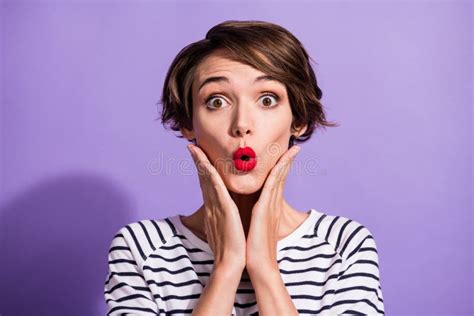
[180,127,195,141]
[292,124,308,138]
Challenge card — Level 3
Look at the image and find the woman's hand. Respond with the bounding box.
[187,144,247,273]
[245,145,301,272]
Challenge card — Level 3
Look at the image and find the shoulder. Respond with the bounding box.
[312,210,385,314]
[107,216,179,265]
[313,210,380,261]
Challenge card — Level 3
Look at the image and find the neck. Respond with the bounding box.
[228,188,262,238]
[192,190,302,241]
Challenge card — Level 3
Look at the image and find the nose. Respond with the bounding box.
[231,107,253,138]
[234,126,251,137]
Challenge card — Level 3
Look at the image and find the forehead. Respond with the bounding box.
[194,52,286,93]
[195,53,264,80]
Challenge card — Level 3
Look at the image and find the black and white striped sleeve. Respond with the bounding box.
[334,227,385,315]
[104,227,159,315]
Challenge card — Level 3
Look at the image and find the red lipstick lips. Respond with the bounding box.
[233,146,257,172]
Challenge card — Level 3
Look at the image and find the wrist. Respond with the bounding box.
[247,259,279,275]
[213,262,245,280]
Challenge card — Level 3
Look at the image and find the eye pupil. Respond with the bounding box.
[263,97,272,107]
[213,99,223,108]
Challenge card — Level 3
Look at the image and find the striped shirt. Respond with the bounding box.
[104,208,385,315]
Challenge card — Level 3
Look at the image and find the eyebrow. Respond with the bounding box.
[198,75,278,92]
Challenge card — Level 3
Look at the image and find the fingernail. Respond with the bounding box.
[187,144,193,153]
[293,146,301,154]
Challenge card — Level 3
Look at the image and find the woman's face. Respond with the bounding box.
[182,52,306,194]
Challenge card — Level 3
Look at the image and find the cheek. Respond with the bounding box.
[261,119,293,168]
[192,111,221,140]
[262,114,292,146]
[260,106,293,131]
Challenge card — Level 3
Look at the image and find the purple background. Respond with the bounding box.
[1,1,472,315]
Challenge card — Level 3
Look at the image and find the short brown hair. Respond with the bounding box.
[157,20,339,145]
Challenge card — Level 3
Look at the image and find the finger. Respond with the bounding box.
[189,144,227,188]
[188,145,212,192]
[270,148,299,219]
[277,146,300,185]
[188,144,233,208]
[269,145,300,187]
[188,145,218,208]
[272,162,293,216]
[259,146,299,202]
[188,145,212,179]
[274,151,294,203]
[191,146,230,197]
[277,157,292,189]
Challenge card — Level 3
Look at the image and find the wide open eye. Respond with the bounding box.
[204,92,281,110]
[259,93,280,108]
[205,95,229,110]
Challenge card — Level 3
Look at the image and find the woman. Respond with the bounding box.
[104,20,385,315]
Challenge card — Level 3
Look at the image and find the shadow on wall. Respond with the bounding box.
[0,173,133,316]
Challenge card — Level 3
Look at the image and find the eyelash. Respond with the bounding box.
[204,92,281,110]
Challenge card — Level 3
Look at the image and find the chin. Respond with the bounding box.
[223,174,264,195]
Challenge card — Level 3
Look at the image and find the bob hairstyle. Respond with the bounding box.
[158,20,339,146]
